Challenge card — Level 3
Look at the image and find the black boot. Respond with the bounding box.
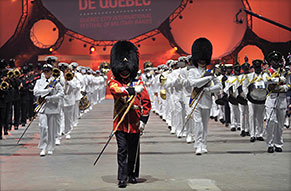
[250,137,256,142]
[128,176,137,184]
[267,147,274,153]
[240,130,246,137]
[118,180,127,188]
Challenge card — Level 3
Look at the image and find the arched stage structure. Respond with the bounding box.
[0,0,290,68]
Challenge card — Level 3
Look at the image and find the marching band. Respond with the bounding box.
[0,43,290,188]
[0,57,108,155]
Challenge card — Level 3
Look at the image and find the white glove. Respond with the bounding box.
[45,95,52,101]
[280,76,286,83]
[139,121,145,136]
[134,85,144,94]
[204,87,210,92]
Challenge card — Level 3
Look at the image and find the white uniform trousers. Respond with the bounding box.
[38,113,58,152]
[229,103,240,129]
[173,100,186,137]
[58,109,65,139]
[218,105,225,121]
[265,106,285,148]
[166,94,172,127]
[239,104,250,133]
[210,96,219,118]
[193,107,210,149]
[185,102,195,138]
[73,100,80,127]
[64,105,74,136]
[248,102,264,138]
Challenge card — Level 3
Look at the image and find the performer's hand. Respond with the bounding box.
[139,120,145,136]
[134,85,144,94]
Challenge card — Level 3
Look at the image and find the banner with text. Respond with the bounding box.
[41,0,181,40]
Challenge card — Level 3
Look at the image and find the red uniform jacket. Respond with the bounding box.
[109,77,151,133]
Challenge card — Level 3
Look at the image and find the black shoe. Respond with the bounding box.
[210,116,214,119]
[214,117,218,122]
[128,177,137,184]
[240,130,246,137]
[14,126,18,130]
[274,147,282,152]
[245,132,250,136]
[4,131,8,135]
[118,180,127,188]
[22,123,26,127]
[225,123,229,127]
[168,126,171,130]
[220,119,225,124]
[230,127,236,131]
[250,137,256,142]
[267,147,274,153]
[237,127,241,131]
[162,119,166,122]
[256,137,264,141]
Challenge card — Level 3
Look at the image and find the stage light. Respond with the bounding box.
[179,15,183,19]
[138,44,141,48]
[103,47,106,51]
[49,48,53,52]
[90,46,96,54]
[174,47,178,51]
[83,44,87,48]
[69,38,73,42]
[189,0,193,3]
[152,38,156,41]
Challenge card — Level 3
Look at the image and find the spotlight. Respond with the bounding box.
[69,38,73,42]
[90,46,96,54]
[179,15,183,19]
[152,38,156,41]
[174,47,178,51]
[31,0,34,4]
[49,48,53,52]
[103,47,106,51]
[189,0,193,3]
[52,28,56,31]
[83,44,87,48]
[138,44,141,48]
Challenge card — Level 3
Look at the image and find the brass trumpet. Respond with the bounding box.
[159,73,167,100]
[7,70,14,78]
[65,71,74,81]
[14,69,21,78]
[52,67,61,78]
[0,80,9,90]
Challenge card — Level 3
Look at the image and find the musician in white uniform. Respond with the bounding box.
[237,61,250,137]
[187,38,221,155]
[243,60,266,142]
[33,64,64,156]
[263,51,289,153]
[225,63,241,131]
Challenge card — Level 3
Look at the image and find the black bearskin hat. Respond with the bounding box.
[266,51,282,63]
[191,38,213,67]
[110,41,139,83]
